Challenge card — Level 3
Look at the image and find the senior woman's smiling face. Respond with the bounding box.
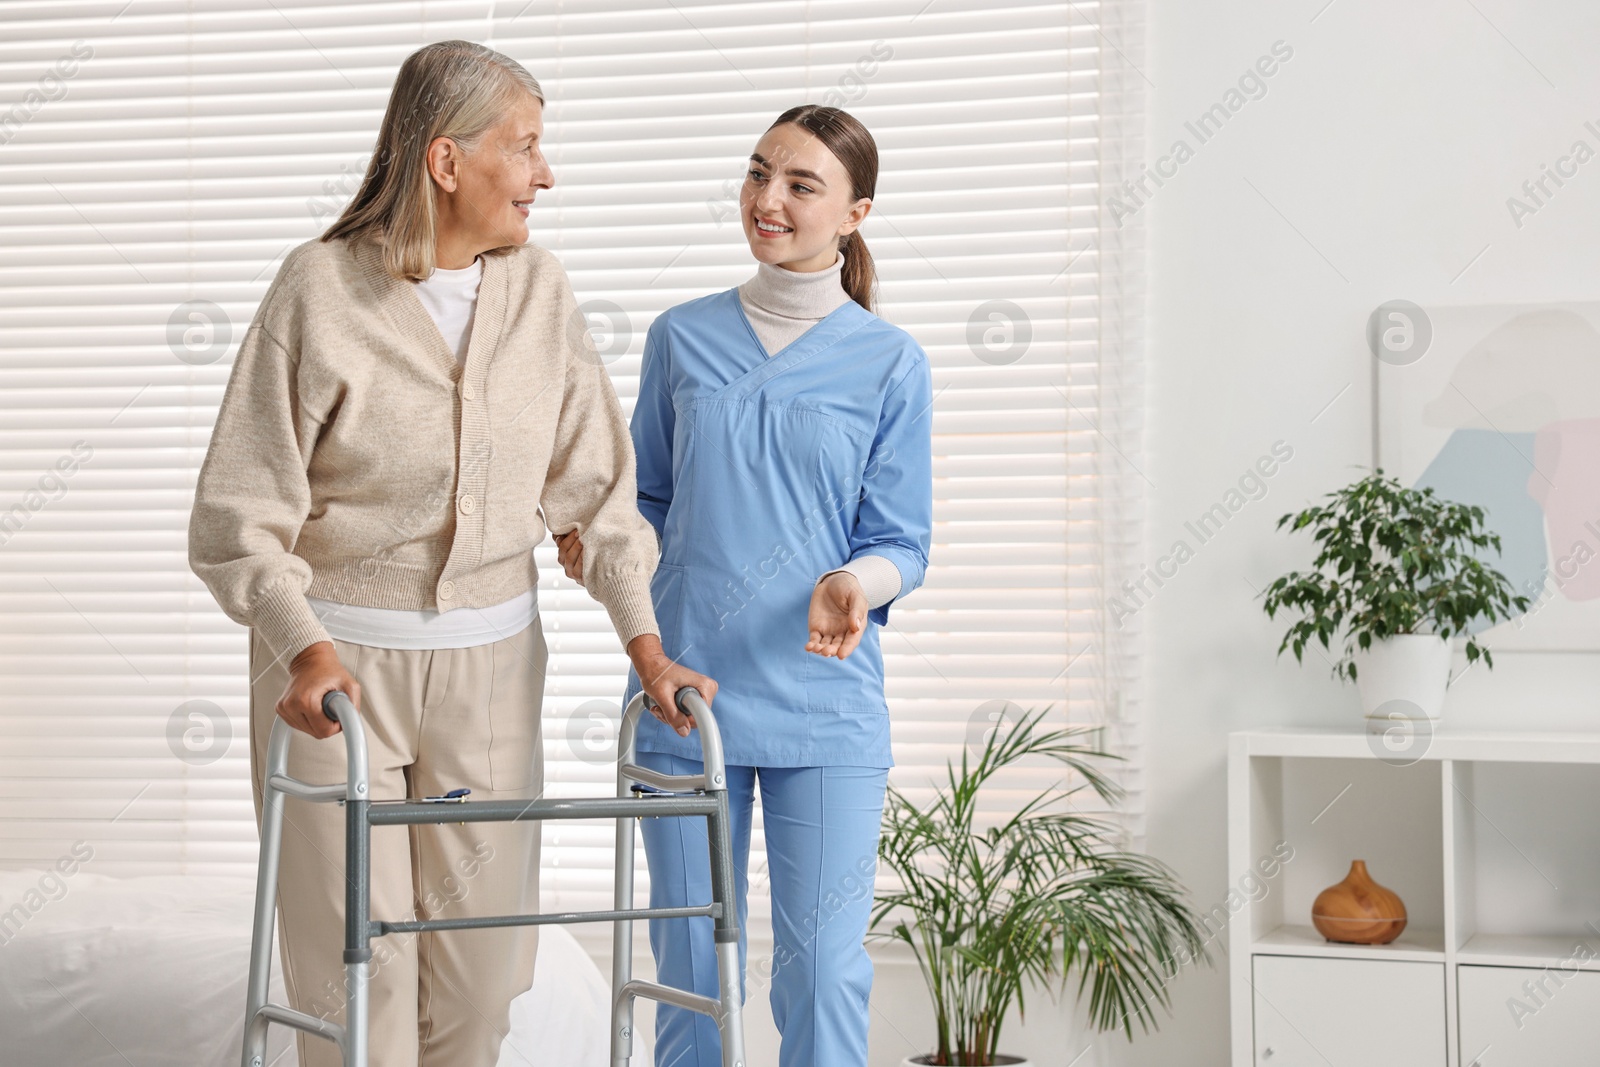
[429,93,553,266]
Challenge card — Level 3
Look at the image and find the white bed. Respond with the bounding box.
[0,870,648,1066]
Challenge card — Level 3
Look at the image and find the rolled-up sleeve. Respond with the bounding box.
[850,352,934,627]
[187,322,331,661]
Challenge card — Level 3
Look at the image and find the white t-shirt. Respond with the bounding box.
[306,588,537,650]
[411,254,483,367]
[305,255,540,649]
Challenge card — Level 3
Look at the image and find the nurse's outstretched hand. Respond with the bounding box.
[626,634,717,738]
[806,572,868,660]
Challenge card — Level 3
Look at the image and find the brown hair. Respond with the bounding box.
[767,105,879,313]
[321,40,543,280]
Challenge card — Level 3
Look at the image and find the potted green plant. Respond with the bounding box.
[1260,469,1530,727]
[871,706,1208,1066]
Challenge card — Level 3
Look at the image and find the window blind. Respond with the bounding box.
[0,0,1144,933]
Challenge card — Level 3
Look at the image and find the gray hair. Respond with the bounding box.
[321,40,544,279]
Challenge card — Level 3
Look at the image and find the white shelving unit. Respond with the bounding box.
[1229,728,1600,1066]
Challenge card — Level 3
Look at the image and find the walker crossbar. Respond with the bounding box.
[240,685,746,1067]
[374,902,719,936]
[365,793,720,825]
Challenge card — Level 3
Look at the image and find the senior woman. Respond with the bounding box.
[187,40,711,1067]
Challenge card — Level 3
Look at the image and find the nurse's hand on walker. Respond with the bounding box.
[806,572,868,660]
[280,640,362,740]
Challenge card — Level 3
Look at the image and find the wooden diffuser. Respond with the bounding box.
[1311,859,1408,945]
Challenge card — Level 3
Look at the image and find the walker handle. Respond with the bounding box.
[311,689,369,803]
[672,686,702,718]
[625,686,727,790]
[642,686,704,723]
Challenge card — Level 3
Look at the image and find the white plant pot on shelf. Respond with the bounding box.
[902,1057,1032,1066]
[1350,633,1451,729]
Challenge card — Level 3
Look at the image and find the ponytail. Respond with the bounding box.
[840,231,877,313]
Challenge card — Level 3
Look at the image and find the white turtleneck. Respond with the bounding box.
[738,251,853,357]
[737,253,904,611]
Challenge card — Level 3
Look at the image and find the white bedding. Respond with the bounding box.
[0,870,648,1066]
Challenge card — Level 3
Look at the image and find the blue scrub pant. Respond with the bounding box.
[635,751,889,1067]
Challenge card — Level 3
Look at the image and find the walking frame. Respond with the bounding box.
[241,686,746,1067]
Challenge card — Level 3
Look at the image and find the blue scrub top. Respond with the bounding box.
[622,288,933,768]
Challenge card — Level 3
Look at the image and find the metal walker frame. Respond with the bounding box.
[241,686,745,1067]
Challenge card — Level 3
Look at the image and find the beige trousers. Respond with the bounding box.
[248,622,548,1067]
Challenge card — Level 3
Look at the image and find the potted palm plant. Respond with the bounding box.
[1260,469,1530,727]
[871,706,1208,1066]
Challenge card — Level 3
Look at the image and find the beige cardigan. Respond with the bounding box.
[187,233,659,661]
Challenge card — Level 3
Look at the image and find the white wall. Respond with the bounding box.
[1119,1,1600,1064]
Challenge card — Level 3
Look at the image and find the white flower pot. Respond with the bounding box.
[901,1057,1032,1066]
[1350,633,1451,728]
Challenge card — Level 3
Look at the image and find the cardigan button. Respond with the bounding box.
[462,382,476,401]
[459,494,476,514]
[438,580,455,600]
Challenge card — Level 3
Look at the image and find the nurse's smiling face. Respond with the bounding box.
[741,123,872,273]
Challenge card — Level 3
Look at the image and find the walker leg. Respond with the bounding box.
[242,719,292,1067]
[610,773,638,1065]
[611,690,747,1066]
[242,695,370,1067]
[343,796,372,1067]
[707,792,745,1067]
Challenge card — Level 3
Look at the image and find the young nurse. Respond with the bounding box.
[558,105,933,1066]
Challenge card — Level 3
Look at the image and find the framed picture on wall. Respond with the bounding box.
[1374,301,1600,652]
